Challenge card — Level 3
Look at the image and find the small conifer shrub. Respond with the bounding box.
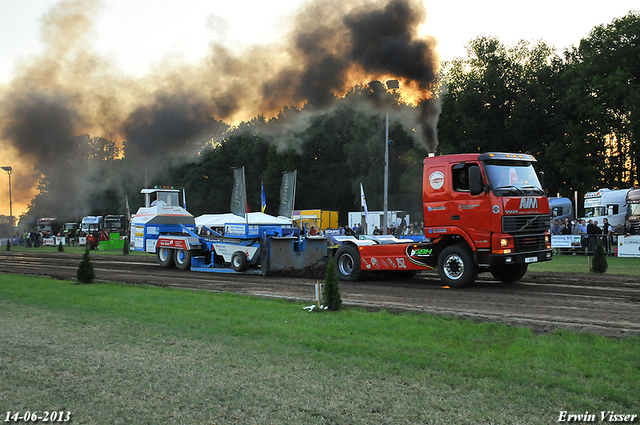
[322,255,342,311]
[77,246,96,283]
[591,238,608,274]
[58,241,64,252]
[123,237,130,255]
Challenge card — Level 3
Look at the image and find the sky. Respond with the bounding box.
[0,0,637,84]
[0,0,638,219]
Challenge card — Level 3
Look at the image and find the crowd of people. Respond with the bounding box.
[332,220,425,238]
[550,217,637,255]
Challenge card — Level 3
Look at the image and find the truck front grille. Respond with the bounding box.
[514,234,547,253]
[502,215,550,233]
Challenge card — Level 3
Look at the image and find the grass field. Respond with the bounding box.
[1,274,638,424]
[528,252,640,275]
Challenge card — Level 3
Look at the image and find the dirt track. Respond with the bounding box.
[1,251,639,338]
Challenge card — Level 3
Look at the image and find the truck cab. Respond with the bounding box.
[333,152,552,287]
[626,188,640,234]
[423,153,551,284]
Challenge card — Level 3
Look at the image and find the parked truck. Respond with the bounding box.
[625,188,640,234]
[332,153,552,287]
[582,188,631,227]
[130,186,327,274]
[104,215,127,235]
[37,218,60,237]
[549,197,574,223]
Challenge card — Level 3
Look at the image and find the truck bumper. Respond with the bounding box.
[486,249,552,268]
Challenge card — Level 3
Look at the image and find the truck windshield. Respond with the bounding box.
[628,204,640,216]
[483,161,543,195]
[584,207,606,218]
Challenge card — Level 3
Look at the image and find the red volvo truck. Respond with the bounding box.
[334,152,552,287]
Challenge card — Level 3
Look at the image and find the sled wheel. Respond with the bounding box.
[174,249,192,270]
[231,251,248,272]
[157,247,176,268]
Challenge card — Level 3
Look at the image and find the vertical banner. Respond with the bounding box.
[125,195,131,222]
[360,183,369,221]
[182,188,187,210]
[261,182,267,213]
[278,170,297,219]
[231,166,247,218]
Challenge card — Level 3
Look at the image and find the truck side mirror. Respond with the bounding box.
[538,171,545,189]
[469,166,483,195]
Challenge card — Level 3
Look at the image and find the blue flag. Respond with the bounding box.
[261,182,266,213]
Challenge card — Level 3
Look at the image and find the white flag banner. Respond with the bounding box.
[360,183,369,221]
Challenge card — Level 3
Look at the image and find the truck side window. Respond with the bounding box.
[453,167,469,192]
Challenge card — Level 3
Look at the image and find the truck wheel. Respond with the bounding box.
[490,264,528,283]
[174,249,192,270]
[231,251,248,272]
[335,244,361,281]
[157,247,175,268]
[437,245,478,288]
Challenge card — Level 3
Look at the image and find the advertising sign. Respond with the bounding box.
[617,236,640,258]
[551,235,582,249]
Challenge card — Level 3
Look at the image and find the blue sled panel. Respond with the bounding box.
[190,256,262,275]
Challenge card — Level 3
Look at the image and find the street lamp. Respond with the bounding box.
[1,166,13,243]
[383,80,399,235]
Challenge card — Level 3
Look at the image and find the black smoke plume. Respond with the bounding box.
[0,0,440,223]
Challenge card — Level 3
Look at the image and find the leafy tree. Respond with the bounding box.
[564,11,640,188]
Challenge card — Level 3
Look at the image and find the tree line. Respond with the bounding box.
[17,11,640,229]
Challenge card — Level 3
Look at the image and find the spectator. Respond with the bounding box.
[551,219,562,235]
[373,226,382,235]
[586,220,601,254]
[601,218,612,255]
[625,220,636,236]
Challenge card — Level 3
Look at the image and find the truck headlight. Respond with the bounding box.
[500,238,509,248]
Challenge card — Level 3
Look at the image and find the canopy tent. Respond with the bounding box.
[195,213,293,228]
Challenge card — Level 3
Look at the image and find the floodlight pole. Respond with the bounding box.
[382,79,399,236]
[1,166,13,242]
[383,112,389,235]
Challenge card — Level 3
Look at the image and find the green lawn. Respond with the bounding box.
[529,253,640,275]
[1,274,638,424]
[5,244,147,256]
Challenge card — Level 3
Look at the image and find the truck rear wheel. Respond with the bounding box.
[490,264,528,283]
[231,251,248,272]
[437,245,478,288]
[157,247,175,268]
[174,249,192,270]
[335,244,361,281]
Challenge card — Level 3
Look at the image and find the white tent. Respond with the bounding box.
[195,213,292,228]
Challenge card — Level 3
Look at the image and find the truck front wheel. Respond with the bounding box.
[437,245,478,288]
[157,247,176,268]
[335,244,361,281]
[490,264,528,283]
[174,249,192,270]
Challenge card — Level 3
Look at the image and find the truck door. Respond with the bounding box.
[448,162,491,248]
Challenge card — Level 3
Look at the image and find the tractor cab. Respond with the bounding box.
[141,187,181,207]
